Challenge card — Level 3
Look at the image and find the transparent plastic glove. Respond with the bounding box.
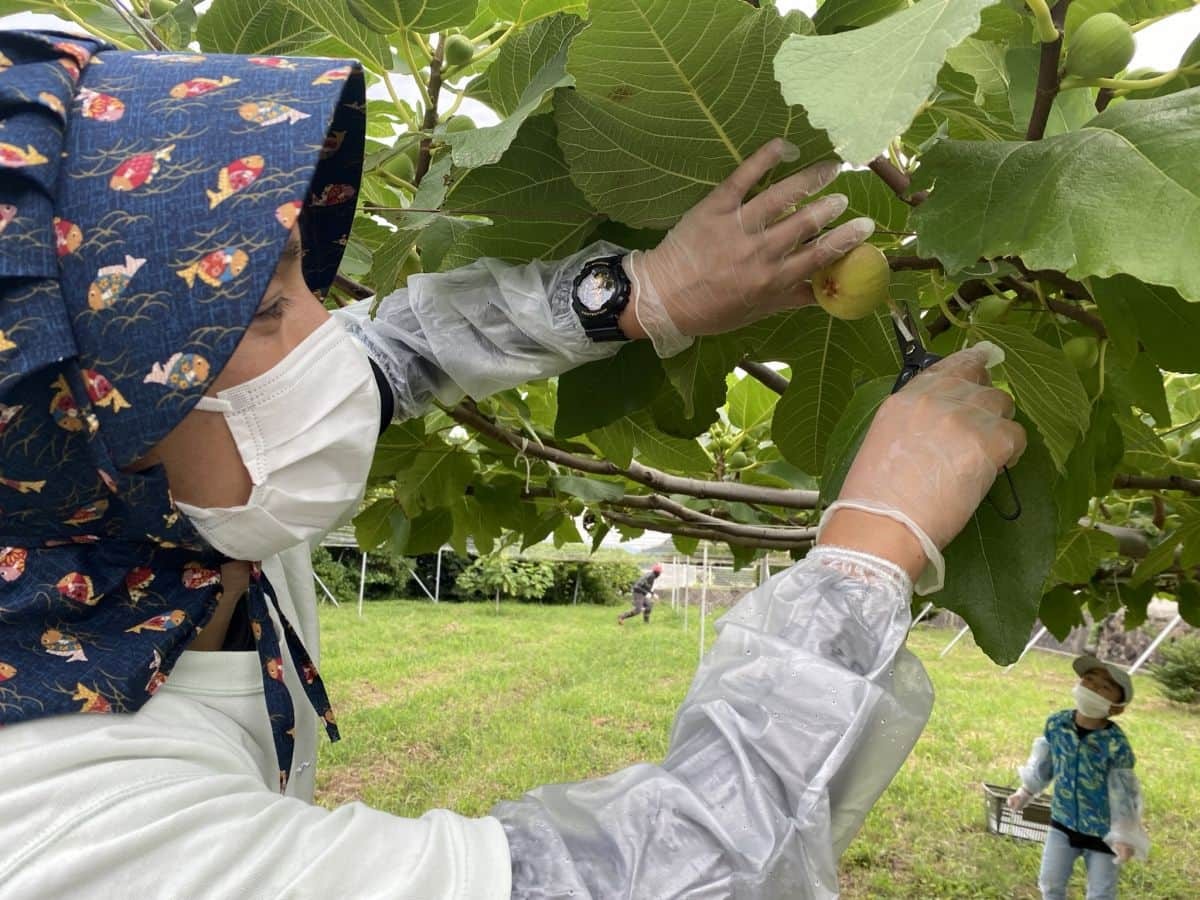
[820,343,1026,594]
[1105,768,1150,861]
[1007,787,1033,812]
[628,139,876,357]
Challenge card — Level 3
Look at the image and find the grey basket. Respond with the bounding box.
[982,782,1052,843]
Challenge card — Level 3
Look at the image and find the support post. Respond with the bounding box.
[406,562,436,603]
[939,624,971,658]
[683,557,690,632]
[357,552,368,617]
[1005,626,1049,671]
[1129,614,1183,675]
[909,601,934,632]
[572,570,581,606]
[699,544,708,660]
[434,547,443,603]
[313,573,340,607]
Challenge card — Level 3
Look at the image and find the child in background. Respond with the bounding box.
[1007,655,1150,900]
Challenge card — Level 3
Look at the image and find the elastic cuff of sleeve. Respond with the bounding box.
[627,250,694,359]
[806,545,913,597]
[817,500,945,595]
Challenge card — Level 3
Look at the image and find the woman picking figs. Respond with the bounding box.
[0,32,1023,899]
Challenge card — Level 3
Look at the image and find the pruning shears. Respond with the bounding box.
[888,302,1022,521]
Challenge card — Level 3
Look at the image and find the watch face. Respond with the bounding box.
[577,267,618,314]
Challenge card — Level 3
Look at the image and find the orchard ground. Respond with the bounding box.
[315,599,1200,899]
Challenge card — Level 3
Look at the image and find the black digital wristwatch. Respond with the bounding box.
[571,255,632,342]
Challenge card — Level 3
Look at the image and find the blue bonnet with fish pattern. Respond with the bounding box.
[0,30,365,792]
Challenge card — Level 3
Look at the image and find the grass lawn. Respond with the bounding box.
[315,599,1199,898]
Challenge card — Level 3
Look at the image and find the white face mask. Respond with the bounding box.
[175,317,379,561]
[1073,683,1114,719]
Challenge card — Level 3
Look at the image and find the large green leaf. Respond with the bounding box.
[548,475,626,501]
[1064,0,1197,33]
[443,38,574,168]
[727,370,780,432]
[816,170,911,240]
[1039,585,1086,641]
[660,334,744,421]
[487,0,587,27]
[1005,48,1096,138]
[1116,410,1174,475]
[441,115,603,266]
[1092,276,1200,375]
[905,67,1024,146]
[937,418,1059,664]
[555,0,830,229]
[774,0,1001,164]
[771,307,905,474]
[1051,526,1118,584]
[1055,397,1123,531]
[394,447,476,511]
[555,341,664,438]
[628,411,711,473]
[197,0,322,54]
[818,376,894,504]
[969,324,1091,472]
[349,0,479,33]
[1132,512,1200,585]
[486,14,586,116]
[812,0,908,34]
[283,0,394,70]
[586,417,635,467]
[913,89,1200,302]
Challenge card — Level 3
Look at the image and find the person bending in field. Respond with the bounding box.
[1007,655,1150,900]
[618,563,662,625]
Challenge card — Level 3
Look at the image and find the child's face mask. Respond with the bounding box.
[175,317,379,560]
[1072,683,1114,719]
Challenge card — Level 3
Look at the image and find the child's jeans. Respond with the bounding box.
[1039,826,1120,900]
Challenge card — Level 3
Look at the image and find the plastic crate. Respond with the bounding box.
[982,783,1052,843]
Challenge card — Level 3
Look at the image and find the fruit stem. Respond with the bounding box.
[380,72,421,129]
[468,22,519,67]
[1094,338,1108,403]
[1066,65,1200,92]
[1024,0,1060,43]
[397,32,434,110]
[936,297,968,329]
[378,170,417,194]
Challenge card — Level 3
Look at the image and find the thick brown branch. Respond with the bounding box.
[1113,474,1200,497]
[1025,1,1070,141]
[739,359,789,395]
[887,255,944,272]
[1045,296,1108,338]
[412,39,445,186]
[449,403,820,509]
[926,281,995,337]
[334,273,373,300]
[612,493,817,542]
[868,157,928,206]
[601,510,812,550]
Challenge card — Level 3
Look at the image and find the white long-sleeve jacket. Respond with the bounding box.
[0,245,933,899]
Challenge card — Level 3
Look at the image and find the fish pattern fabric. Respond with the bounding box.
[0,31,366,792]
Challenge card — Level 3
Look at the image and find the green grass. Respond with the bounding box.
[315,600,1200,898]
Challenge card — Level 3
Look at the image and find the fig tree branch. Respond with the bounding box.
[448,402,821,509]
[413,38,445,186]
[868,157,928,206]
[1113,474,1200,497]
[739,359,789,395]
[600,509,811,550]
[1001,276,1108,338]
[334,273,373,301]
[887,255,944,272]
[1025,0,1071,141]
[610,493,818,542]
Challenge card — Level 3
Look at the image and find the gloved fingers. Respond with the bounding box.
[778,217,875,285]
[921,344,996,386]
[913,377,1015,420]
[762,193,849,260]
[739,160,842,232]
[753,281,818,319]
[956,407,1027,470]
[707,138,801,213]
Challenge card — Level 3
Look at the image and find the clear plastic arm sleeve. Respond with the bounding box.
[1105,768,1150,860]
[333,242,628,420]
[491,547,934,899]
[1017,736,1054,795]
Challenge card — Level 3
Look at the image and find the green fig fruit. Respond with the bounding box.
[381,150,415,183]
[444,34,476,67]
[812,244,891,321]
[972,294,1013,324]
[1065,13,1136,80]
[444,115,475,133]
[1063,335,1100,370]
[727,451,750,468]
[148,0,176,16]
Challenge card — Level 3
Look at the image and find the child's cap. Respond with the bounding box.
[1073,654,1134,705]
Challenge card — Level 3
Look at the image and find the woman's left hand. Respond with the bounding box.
[619,138,876,357]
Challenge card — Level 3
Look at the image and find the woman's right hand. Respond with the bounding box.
[818,344,1027,583]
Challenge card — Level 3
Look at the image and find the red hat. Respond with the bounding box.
[652,563,663,574]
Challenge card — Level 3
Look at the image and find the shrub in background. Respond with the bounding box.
[1151,634,1200,705]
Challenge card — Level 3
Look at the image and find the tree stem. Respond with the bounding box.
[413,38,445,186]
[601,510,811,550]
[868,157,928,206]
[739,359,789,395]
[449,403,820,510]
[1113,474,1200,497]
[1025,1,1071,141]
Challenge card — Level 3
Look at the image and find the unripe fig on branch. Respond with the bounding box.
[972,294,1013,324]
[1064,13,1136,80]
[1063,336,1100,370]
[444,34,476,67]
[812,244,891,321]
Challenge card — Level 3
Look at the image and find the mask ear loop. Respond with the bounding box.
[194,395,233,414]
